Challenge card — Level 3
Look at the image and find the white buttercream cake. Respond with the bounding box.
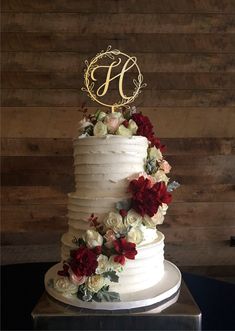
[60,135,165,297]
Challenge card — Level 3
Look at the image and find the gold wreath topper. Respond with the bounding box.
[81,45,147,112]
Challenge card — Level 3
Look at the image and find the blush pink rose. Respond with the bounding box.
[104,229,116,248]
[69,271,86,285]
[159,160,171,174]
[105,114,122,133]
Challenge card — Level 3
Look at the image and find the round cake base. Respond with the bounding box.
[45,260,181,312]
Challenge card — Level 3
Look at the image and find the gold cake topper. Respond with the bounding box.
[81,46,146,112]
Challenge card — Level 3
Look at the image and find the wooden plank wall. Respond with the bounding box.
[1,0,235,269]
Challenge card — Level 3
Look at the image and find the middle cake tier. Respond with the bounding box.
[73,135,148,198]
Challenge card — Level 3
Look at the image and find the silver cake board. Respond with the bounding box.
[44,260,181,311]
[32,279,201,330]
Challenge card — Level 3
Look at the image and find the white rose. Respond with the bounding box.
[124,209,143,228]
[153,170,169,184]
[127,227,143,245]
[54,278,78,297]
[96,254,109,274]
[93,121,108,137]
[103,211,125,233]
[108,256,123,272]
[128,119,138,134]
[140,224,157,243]
[86,275,106,293]
[116,125,132,136]
[83,229,103,248]
[149,146,163,162]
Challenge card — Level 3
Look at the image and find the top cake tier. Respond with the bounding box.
[73,135,148,199]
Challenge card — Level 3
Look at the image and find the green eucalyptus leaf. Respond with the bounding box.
[116,199,131,211]
[103,271,119,283]
[96,289,120,302]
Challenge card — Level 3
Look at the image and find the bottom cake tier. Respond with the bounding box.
[45,260,181,311]
[61,231,165,295]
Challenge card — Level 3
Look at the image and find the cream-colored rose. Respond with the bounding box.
[103,211,125,233]
[105,112,123,133]
[116,125,132,136]
[54,277,78,296]
[97,111,107,121]
[143,214,157,228]
[124,209,143,228]
[127,227,143,245]
[128,119,138,134]
[108,256,124,272]
[143,203,168,228]
[83,229,103,248]
[153,170,169,184]
[69,271,86,286]
[159,203,168,216]
[148,146,163,162]
[151,210,164,225]
[93,121,108,137]
[86,275,106,293]
[96,254,109,274]
[159,160,171,174]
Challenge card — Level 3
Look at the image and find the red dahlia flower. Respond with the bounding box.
[113,238,137,265]
[131,113,154,141]
[129,176,172,217]
[69,246,98,277]
[131,113,165,151]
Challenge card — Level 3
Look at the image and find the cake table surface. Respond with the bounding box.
[32,280,201,330]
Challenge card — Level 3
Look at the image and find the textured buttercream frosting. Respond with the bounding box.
[60,135,166,294]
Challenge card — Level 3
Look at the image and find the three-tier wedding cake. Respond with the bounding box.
[45,47,181,310]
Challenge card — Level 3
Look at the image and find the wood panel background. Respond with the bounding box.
[1,0,235,270]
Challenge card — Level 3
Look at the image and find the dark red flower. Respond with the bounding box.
[131,113,153,141]
[69,246,98,277]
[149,136,166,152]
[122,120,129,128]
[57,263,70,277]
[119,209,128,218]
[113,237,137,265]
[114,255,126,265]
[131,113,165,151]
[92,246,102,255]
[129,176,172,217]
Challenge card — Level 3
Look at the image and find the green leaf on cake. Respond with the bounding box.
[145,157,157,175]
[72,237,86,246]
[116,199,131,211]
[103,271,119,283]
[84,125,94,136]
[167,181,180,192]
[93,286,120,302]
[77,285,93,302]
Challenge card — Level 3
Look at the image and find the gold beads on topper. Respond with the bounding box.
[81,45,147,112]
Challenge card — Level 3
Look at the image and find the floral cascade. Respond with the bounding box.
[50,107,180,302]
